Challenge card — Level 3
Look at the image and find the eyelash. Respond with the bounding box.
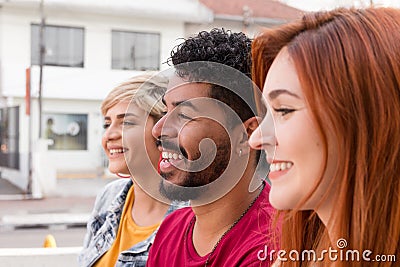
[102,121,136,129]
[178,113,192,120]
[273,108,295,116]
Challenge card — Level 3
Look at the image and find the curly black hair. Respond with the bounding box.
[168,28,252,77]
[168,28,256,125]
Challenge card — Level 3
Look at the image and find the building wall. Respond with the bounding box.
[0,5,186,189]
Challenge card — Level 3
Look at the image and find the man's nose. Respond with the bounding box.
[152,114,166,140]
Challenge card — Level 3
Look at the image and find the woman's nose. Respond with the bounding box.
[249,112,277,151]
[103,124,121,141]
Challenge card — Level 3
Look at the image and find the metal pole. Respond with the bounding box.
[38,0,45,138]
[26,68,32,196]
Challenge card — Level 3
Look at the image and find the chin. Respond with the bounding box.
[108,166,127,175]
[269,189,297,210]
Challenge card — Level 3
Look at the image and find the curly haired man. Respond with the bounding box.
[146,28,276,267]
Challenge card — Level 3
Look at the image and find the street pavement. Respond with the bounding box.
[0,177,116,231]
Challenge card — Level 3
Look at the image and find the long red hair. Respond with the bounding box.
[252,7,400,266]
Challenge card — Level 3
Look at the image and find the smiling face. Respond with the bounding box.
[152,76,233,201]
[102,101,159,176]
[249,48,337,216]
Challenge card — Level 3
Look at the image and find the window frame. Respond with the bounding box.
[111,29,161,71]
[31,23,85,68]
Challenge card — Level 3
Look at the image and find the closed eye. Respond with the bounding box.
[273,108,295,116]
[178,113,192,120]
[123,121,136,126]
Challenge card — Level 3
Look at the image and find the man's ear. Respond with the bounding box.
[243,116,260,137]
[234,117,259,157]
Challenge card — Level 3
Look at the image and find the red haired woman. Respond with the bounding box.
[249,7,400,267]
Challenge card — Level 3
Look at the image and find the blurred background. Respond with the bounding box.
[0,0,398,263]
[0,0,398,198]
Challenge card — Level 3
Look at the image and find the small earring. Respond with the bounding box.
[116,173,131,178]
[239,149,242,157]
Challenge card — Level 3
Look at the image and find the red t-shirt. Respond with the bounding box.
[147,183,276,266]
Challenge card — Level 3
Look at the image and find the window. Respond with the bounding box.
[112,30,160,70]
[31,24,84,67]
[42,113,88,150]
[0,106,20,169]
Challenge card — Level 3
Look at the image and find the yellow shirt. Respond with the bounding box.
[95,186,160,266]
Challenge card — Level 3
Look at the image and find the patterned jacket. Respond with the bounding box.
[78,179,185,267]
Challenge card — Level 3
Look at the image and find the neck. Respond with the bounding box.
[317,210,336,249]
[315,191,336,242]
[191,166,263,256]
[131,179,169,226]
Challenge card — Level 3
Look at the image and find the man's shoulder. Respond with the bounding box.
[222,182,276,250]
[160,206,193,228]
[152,207,193,243]
[149,207,193,257]
[240,181,274,222]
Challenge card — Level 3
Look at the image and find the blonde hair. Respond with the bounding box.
[101,72,167,120]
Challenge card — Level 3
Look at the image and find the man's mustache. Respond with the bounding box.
[157,138,188,159]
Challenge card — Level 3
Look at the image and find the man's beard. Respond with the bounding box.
[159,143,231,201]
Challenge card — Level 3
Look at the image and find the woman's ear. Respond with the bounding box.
[234,117,260,157]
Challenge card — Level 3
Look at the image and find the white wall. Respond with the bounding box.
[0,4,187,190]
[0,6,185,100]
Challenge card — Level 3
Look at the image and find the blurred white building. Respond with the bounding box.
[282,0,400,11]
[190,0,302,37]
[0,0,300,194]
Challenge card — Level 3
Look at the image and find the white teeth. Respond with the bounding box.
[269,162,293,172]
[161,151,184,160]
[281,163,286,171]
[109,148,126,154]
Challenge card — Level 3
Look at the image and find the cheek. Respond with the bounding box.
[144,132,158,155]
[101,134,107,152]
[277,115,325,172]
[295,130,326,198]
[123,128,142,149]
[178,127,198,150]
[144,121,159,155]
[179,124,226,150]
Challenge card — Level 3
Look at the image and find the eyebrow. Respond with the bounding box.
[104,113,138,120]
[172,100,199,111]
[162,94,199,112]
[268,89,301,100]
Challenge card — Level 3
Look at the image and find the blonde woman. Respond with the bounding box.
[79,73,185,267]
